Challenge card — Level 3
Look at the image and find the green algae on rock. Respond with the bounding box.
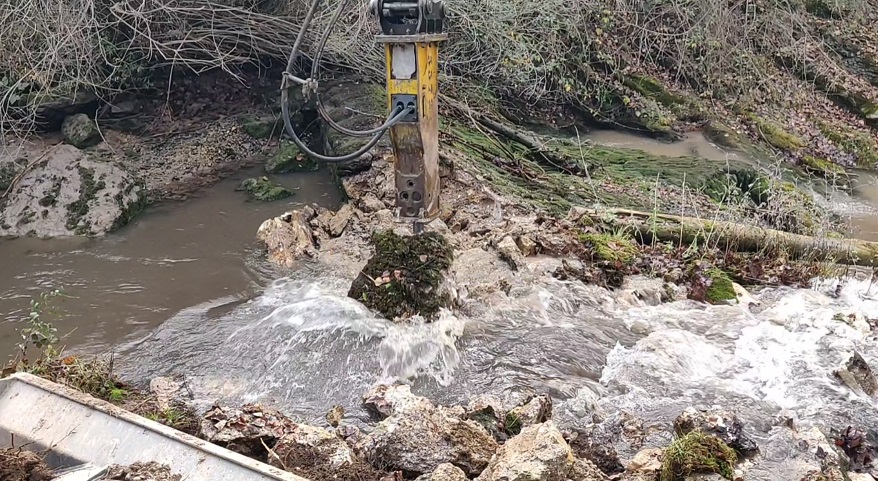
[236,177,293,201]
[62,114,101,149]
[348,230,453,321]
[704,268,736,304]
[265,141,318,174]
[660,430,737,481]
[580,232,638,264]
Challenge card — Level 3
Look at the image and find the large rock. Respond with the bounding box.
[357,385,498,475]
[62,114,101,148]
[270,424,355,468]
[257,210,317,267]
[200,404,298,457]
[674,407,759,456]
[0,144,145,237]
[475,421,575,481]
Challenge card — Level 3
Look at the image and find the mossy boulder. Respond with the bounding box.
[62,114,101,149]
[236,177,293,201]
[266,141,318,174]
[660,431,737,481]
[348,230,453,321]
[0,145,143,237]
[580,232,638,264]
[240,115,282,139]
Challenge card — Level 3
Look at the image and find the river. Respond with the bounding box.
[1,131,876,479]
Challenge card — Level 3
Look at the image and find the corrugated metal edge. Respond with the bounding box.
[1,372,309,481]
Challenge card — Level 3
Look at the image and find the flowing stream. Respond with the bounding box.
[1,131,877,479]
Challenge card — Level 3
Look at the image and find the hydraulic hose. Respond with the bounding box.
[281,0,403,162]
[310,0,401,137]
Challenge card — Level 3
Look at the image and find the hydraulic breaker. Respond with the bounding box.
[371,0,447,223]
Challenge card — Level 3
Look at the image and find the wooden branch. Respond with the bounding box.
[589,207,878,266]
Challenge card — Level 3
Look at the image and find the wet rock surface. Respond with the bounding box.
[474,421,575,481]
[0,144,145,237]
[257,209,317,267]
[356,384,499,475]
[200,403,298,457]
[674,407,759,457]
[834,352,877,397]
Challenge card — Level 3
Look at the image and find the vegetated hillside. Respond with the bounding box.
[1,0,875,237]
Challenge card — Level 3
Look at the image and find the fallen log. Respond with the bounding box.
[587,208,878,266]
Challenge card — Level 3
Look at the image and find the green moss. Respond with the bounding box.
[580,232,638,264]
[705,268,736,304]
[817,121,878,167]
[801,155,846,179]
[660,431,737,481]
[236,177,293,201]
[65,166,104,235]
[622,75,689,106]
[110,184,148,232]
[265,141,318,174]
[0,161,23,192]
[753,118,805,151]
[347,230,453,321]
[240,115,282,139]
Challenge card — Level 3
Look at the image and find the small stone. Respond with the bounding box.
[414,463,468,481]
[360,194,386,213]
[329,204,354,237]
[326,405,344,427]
[62,114,101,149]
[516,235,538,256]
[628,448,663,473]
[496,235,524,270]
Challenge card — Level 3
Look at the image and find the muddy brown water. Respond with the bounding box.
[0,167,342,358]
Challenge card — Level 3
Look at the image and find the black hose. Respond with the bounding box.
[281,0,400,162]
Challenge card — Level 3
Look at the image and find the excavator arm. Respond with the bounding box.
[280,0,447,228]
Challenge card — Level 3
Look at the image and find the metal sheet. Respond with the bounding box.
[0,373,307,481]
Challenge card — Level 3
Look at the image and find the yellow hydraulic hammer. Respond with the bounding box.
[371,0,447,224]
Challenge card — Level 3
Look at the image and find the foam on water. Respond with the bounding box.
[121,270,878,439]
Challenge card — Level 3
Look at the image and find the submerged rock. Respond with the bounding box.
[348,230,453,321]
[674,407,759,456]
[257,209,317,267]
[62,113,101,148]
[236,177,293,201]
[0,144,145,237]
[357,384,498,475]
[834,352,877,397]
[474,421,574,481]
